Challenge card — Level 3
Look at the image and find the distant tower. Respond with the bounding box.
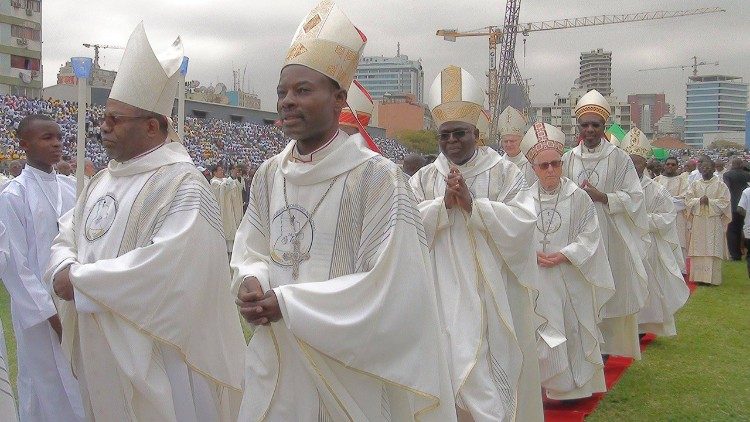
[397,42,400,57]
[579,48,612,96]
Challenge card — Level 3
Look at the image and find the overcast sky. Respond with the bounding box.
[42,0,748,115]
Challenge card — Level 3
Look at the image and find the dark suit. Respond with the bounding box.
[723,168,750,259]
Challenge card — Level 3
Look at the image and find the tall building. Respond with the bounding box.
[0,0,43,97]
[579,48,612,96]
[627,93,669,136]
[356,52,424,104]
[684,75,748,147]
[529,87,631,146]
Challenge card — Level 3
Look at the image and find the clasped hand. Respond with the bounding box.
[536,251,569,268]
[236,277,282,326]
[580,180,608,204]
[444,166,473,213]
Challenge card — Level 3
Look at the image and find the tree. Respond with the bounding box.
[395,129,439,154]
[708,140,744,150]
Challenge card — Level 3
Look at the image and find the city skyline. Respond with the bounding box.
[38,0,749,116]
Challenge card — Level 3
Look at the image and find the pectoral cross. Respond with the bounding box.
[283,234,309,279]
[539,238,550,253]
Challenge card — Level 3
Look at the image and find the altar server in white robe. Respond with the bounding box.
[411,65,563,421]
[46,23,245,421]
[521,122,615,400]
[232,3,455,420]
[562,89,649,359]
[0,221,19,422]
[621,128,689,337]
[210,164,244,253]
[500,106,536,185]
[654,156,690,272]
[685,155,731,285]
[0,115,84,422]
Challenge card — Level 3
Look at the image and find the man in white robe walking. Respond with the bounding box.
[232,2,455,420]
[620,128,690,337]
[521,122,615,401]
[654,157,690,272]
[562,90,649,360]
[210,164,244,253]
[411,65,561,421]
[0,115,84,422]
[46,23,245,421]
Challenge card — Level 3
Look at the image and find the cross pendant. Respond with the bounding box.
[283,234,310,279]
[539,238,550,253]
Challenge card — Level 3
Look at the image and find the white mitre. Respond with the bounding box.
[428,65,485,127]
[340,79,374,127]
[110,22,183,118]
[498,106,526,137]
[520,122,566,163]
[575,89,611,121]
[619,127,653,158]
[284,0,366,90]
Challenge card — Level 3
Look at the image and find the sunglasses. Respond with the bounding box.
[438,129,468,141]
[578,122,602,129]
[534,160,563,170]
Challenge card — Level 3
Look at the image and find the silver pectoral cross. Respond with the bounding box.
[283,234,309,279]
[539,238,550,253]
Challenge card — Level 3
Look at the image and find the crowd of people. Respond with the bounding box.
[0,4,744,421]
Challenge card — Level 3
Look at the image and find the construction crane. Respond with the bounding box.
[82,43,125,69]
[437,6,725,142]
[638,56,719,77]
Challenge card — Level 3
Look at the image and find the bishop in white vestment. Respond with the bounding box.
[685,156,731,285]
[0,221,19,422]
[499,106,536,186]
[621,129,689,337]
[232,3,455,420]
[0,115,84,422]
[521,122,615,400]
[562,90,649,359]
[46,23,245,421]
[411,66,560,421]
[654,157,690,271]
[210,168,245,253]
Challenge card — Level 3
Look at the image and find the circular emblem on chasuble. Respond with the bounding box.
[270,205,314,272]
[536,208,562,234]
[577,168,600,187]
[85,194,118,241]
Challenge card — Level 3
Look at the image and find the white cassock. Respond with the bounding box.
[685,176,730,285]
[531,178,615,400]
[0,166,84,422]
[562,140,649,359]
[654,173,690,271]
[45,142,246,422]
[410,146,562,422]
[503,152,537,186]
[231,131,456,421]
[0,173,10,191]
[637,176,690,336]
[0,221,19,422]
[211,177,245,253]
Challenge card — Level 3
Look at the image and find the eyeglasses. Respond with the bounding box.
[578,122,602,129]
[100,114,151,127]
[438,129,468,141]
[534,160,563,170]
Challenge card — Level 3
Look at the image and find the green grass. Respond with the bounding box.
[589,261,750,421]
[0,262,747,420]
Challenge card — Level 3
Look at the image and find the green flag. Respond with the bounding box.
[606,123,627,141]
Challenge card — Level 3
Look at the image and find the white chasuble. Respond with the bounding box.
[562,140,648,359]
[211,177,244,252]
[531,178,615,400]
[637,176,690,336]
[0,222,18,422]
[0,166,84,422]
[685,176,730,285]
[654,173,690,272]
[504,152,537,187]
[231,130,456,422]
[411,146,562,422]
[45,142,245,422]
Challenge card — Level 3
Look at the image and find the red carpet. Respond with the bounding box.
[543,276,695,421]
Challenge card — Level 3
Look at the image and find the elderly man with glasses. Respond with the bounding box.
[561,89,649,361]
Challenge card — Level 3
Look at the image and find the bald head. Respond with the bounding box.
[402,153,427,177]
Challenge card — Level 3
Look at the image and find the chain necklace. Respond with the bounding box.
[537,182,563,252]
[281,175,339,278]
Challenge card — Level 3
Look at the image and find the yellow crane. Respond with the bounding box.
[437,7,725,141]
[82,43,125,69]
[638,56,719,77]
